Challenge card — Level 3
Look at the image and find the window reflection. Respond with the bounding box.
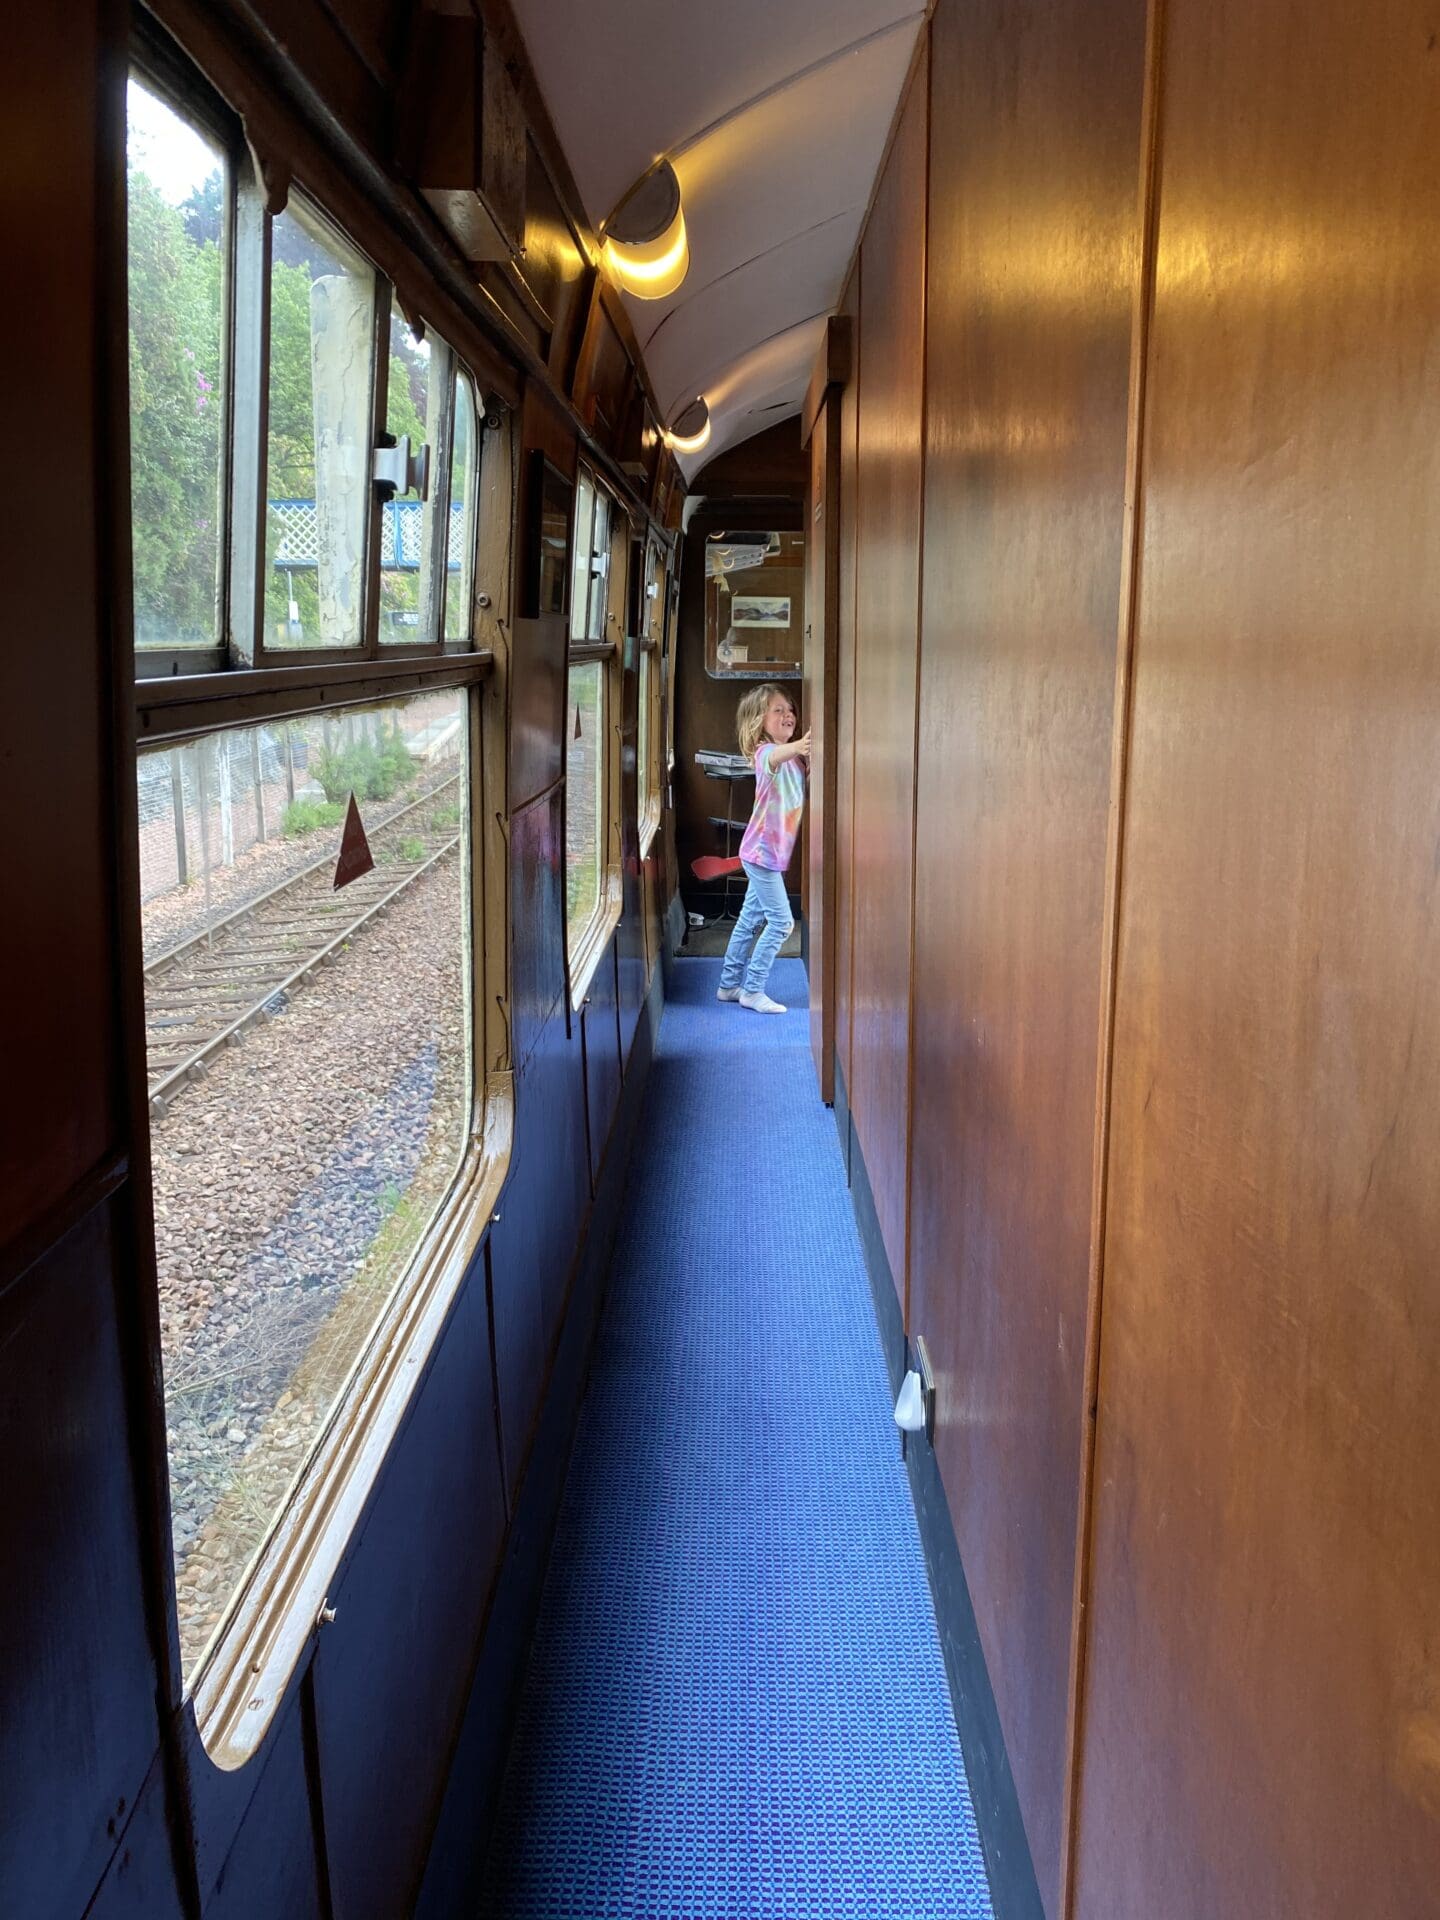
[266,201,375,650]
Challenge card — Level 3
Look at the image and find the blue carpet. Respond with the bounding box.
[477,959,994,1920]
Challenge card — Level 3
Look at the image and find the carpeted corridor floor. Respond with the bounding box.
[477,958,995,1919]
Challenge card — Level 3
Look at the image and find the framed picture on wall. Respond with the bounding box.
[521,451,573,619]
[732,595,791,628]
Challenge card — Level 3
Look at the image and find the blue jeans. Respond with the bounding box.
[720,861,794,995]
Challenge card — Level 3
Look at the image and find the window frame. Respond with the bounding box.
[126,58,239,675]
[131,129,480,680]
[637,534,664,860]
[564,461,624,1009]
[125,52,515,1765]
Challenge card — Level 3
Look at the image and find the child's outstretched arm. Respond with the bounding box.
[766,731,811,766]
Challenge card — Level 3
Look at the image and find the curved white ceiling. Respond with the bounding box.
[509,0,925,475]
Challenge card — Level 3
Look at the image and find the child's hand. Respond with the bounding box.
[792,730,812,760]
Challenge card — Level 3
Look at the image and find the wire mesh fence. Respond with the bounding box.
[137,700,465,916]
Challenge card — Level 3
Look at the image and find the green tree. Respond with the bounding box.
[180,169,223,248]
[127,166,224,647]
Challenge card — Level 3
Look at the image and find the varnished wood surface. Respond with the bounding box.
[906,1,1145,1905]
[848,50,927,1293]
[1073,2,1440,1912]
[3,0,118,1247]
[833,268,861,1096]
[510,386,576,813]
[805,396,841,1101]
[508,788,567,1072]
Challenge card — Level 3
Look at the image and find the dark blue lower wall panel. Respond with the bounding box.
[414,961,663,1919]
[833,1061,1046,1920]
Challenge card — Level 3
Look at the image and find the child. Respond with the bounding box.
[717,684,810,1014]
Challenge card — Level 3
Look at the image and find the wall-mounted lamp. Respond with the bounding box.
[602,159,689,300]
[663,397,710,456]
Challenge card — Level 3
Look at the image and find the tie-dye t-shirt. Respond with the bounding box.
[739,742,806,872]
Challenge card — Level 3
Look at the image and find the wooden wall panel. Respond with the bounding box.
[2,0,118,1246]
[907,0,1146,1905]
[1074,2,1440,1914]
[833,269,861,1102]
[583,940,623,1190]
[313,1271,506,1920]
[508,789,567,1072]
[510,385,576,812]
[0,1201,161,1918]
[208,1697,324,1920]
[805,395,841,1101]
[848,56,927,1289]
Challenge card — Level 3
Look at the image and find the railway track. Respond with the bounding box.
[144,778,460,1118]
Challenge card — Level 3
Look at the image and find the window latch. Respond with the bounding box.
[373,434,431,501]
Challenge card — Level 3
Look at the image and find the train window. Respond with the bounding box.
[445,371,479,643]
[138,691,471,1679]
[565,466,619,982]
[569,468,595,640]
[266,198,376,651]
[126,51,513,1732]
[638,539,664,855]
[378,303,431,644]
[566,660,604,938]
[126,78,229,656]
[638,644,651,829]
[705,530,806,678]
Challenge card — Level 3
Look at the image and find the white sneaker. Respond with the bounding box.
[739,990,786,1015]
[716,986,741,1002]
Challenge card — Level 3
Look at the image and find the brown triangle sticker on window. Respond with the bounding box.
[333,792,375,891]
[574,703,583,740]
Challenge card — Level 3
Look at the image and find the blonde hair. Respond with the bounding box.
[736,683,796,759]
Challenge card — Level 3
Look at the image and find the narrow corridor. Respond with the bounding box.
[478,959,993,1919]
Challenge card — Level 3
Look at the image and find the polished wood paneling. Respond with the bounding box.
[508,788,567,1071]
[583,940,623,1189]
[848,54,927,1290]
[1073,3,1440,1914]
[0,1200,161,1917]
[510,385,576,811]
[2,0,118,1247]
[688,418,808,498]
[571,284,635,449]
[906,0,1145,1905]
[833,268,861,1101]
[804,392,842,1100]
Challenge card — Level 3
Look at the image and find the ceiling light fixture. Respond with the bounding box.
[602,159,689,300]
[663,397,710,456]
